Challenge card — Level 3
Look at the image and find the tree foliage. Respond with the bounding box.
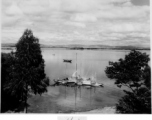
[116,86,151,113]
[3,29,49,112]
[1,53,20,112]
[105,50,151,114]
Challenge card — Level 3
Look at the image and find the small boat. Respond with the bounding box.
[91,83,104,87]
[76,76,83,86]
[66,71,77,84]
[53,78,68,85]
[67,77,77,83]
[82,79,92,86]
[63,59,72,63]
[90,75,104,87]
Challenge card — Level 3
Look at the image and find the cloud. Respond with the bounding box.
[70,13,97,22]
[95,5,149,19]
[64,21,86,28]
[5,2,23,16]
[18,0,49,15]
[105,22,149,32]
[1,0,150,47]
[131,0,150,6]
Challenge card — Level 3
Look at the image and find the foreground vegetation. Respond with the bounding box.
[105,50,151,114]
[1,29,49,113]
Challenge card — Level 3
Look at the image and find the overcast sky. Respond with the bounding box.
[1,0,150,47]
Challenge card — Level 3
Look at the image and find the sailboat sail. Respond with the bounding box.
[72,71,77,78]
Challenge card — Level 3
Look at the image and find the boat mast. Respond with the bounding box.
[76,53,77,77]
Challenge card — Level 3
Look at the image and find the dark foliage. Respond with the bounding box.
[2,29,49,112]
[1,53,20,112]
[105,50,151,114]
[116,87,151,113]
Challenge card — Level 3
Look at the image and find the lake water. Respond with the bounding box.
[2,48,150,113]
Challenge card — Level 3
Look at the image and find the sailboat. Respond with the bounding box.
[90,74,104,87]
[66,72,77,86]
[82,79,92,86]
[81,74,104,87]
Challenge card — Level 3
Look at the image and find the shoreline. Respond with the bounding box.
[54,106,116,114]
[72,106,116,114]
[5,106,116,114]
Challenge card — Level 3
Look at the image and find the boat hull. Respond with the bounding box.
[63,59,72,63]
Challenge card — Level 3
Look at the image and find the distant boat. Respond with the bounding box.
[63,59,72,63]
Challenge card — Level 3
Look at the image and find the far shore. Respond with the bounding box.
[1,46,150,51]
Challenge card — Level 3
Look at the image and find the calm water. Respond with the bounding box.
[2,48,150,113]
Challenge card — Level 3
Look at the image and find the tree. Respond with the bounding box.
[1,53,20,112]
[4,29,49,113]
[105,50,151,113]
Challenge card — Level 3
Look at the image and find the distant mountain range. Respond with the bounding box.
[1,43,150,50]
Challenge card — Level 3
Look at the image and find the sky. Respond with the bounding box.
[1,0,150,47]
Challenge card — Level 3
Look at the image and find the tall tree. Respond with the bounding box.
[4,29,49,113]
[105,50,151,113]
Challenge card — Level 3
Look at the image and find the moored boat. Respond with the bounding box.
[63,59,72,63]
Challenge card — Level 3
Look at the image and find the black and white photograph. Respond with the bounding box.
[0,0,151,114]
